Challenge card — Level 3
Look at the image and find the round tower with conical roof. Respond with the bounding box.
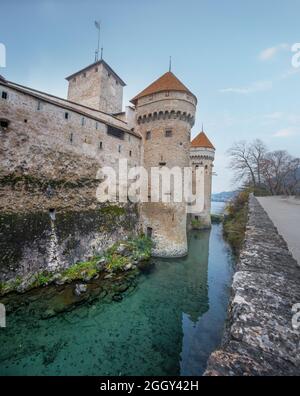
[190,129,215,229]
[131,71,197,257]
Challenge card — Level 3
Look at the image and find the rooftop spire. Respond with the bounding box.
[169,56,172,72]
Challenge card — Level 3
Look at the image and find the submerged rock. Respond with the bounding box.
[112,294,123,302]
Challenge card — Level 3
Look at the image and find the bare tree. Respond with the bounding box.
[228,139,300,196]
[228,141,257,187]
[249,139,267,186]
[261,151,300,195]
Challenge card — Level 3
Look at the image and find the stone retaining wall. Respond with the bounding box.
[204,195,300,376]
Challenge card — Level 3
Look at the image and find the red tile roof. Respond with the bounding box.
[130,71,195,104]
[191,131,215,149]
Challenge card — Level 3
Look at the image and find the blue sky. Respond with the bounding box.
[1,0,299,192]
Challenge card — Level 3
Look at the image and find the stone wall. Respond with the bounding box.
[0,204,139,284]
[0,81,141,283]
[204,195,300,376]
[0,81,141,184]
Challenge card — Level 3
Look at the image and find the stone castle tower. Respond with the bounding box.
[131,71,197,257]
[66,59,126,114]
[190,130,215,228]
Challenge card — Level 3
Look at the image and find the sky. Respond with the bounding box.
[1,0,299,193]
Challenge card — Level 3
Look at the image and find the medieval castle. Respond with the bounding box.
[0,58,215,258]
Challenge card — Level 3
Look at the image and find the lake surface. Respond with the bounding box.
[0,225,233,376]
[211,201,226,215]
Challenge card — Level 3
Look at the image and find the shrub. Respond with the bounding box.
[223,191,249,256]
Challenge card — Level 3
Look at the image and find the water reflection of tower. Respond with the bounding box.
[141,229,210,375]
[180,230,210,323]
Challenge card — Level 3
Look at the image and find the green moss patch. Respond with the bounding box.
[0,235,153,297]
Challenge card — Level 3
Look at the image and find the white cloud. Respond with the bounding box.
[259,43,289,61]
[219,80,272,95]
[273,127,298,138]
[281,67,300,79]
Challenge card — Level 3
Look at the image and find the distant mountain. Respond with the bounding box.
[212,191,237,202]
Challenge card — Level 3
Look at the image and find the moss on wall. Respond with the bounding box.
[0,203,139,283]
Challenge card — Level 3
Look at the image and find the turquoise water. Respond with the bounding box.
[0,225,233,376]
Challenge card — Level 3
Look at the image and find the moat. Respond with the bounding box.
[0,223,233,376]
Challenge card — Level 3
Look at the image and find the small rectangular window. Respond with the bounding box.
[69,132,73,143]
[2,91,8,99]
[65,112,69,120]
[107,125,125,140]
[37,101,42,111]
[118,145,121,153]
[146,131,151,140]
[81,117,85,126]
[95,122,99,130]
[165,130,172,137]
[0,119,9,129]
[99,141,103,150]
[83,72,86,78]
[129,150,132,157]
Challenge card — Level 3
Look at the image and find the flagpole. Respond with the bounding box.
[94,20,101,62]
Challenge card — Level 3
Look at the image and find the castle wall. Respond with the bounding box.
[0,82,141,186]
[0,81,141,282]
[135,91,196,257]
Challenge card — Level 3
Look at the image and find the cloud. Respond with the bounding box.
[281,67,300,79]
[273,127,298,138]
[219,80,272,94]
[259,43,289,61]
